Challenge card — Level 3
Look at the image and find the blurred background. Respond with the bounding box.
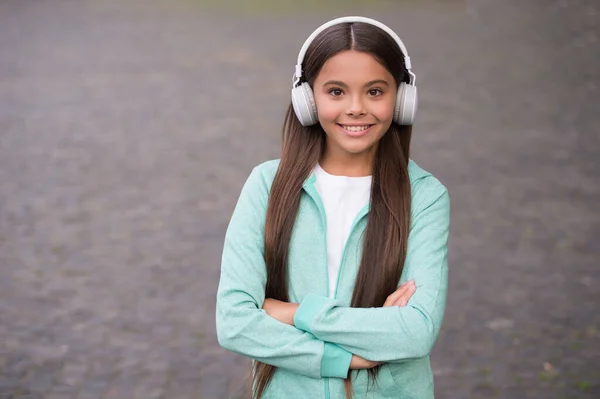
[1,0,599,398]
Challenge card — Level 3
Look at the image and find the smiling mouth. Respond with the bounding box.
[338,124,374,132]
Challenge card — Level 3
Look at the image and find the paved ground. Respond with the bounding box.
[0,0,599,398]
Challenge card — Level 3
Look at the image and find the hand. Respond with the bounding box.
[383,280,416,307]
[262,298,299,326]
[350,354,381,370]
[348,283,416,372]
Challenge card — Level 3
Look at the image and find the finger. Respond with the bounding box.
[394,283,416,306]
[391,281,416,307]
[384,283,412,307]
[383,283,406,307]
[392,283,417,307]
[384,280,417,307]
[383,282,410,307]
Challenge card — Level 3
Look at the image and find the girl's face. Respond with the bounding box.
[313,50,397,162]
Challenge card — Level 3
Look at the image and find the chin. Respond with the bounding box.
[340,142,377,155]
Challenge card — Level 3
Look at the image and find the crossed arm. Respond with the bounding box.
[216,167,450,378]
[262,281,418,369]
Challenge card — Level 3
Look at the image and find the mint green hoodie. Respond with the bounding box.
[216,159,450,399]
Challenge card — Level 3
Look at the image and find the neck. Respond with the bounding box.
[319,145,375,177]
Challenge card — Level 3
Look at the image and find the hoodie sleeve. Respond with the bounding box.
[216,165,352,379]
[293,178,450,363]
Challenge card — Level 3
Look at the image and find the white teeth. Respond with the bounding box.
[343,125,370,132]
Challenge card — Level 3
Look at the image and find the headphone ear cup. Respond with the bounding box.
[291,82,318,126]
[394,82,418,125]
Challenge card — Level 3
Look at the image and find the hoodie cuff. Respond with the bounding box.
[321,342,352,378]
[294,293,330,333]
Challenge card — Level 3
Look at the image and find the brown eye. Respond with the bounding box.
[328,88,343,97]
[368,88,383,96]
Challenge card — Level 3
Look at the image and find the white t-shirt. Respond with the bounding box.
[314,164,372,298]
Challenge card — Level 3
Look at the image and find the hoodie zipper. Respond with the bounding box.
[304,177,370,399]
[302,178,332,399]
[332,204,369,299]
[302,179,331,297]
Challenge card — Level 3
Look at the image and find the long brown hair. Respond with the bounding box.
[254,22,413,399]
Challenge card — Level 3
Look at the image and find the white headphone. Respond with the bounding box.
[291,16,418,127]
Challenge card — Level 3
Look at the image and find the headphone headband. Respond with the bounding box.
[294,16,416,87]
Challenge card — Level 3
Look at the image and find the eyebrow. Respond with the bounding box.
[322,79,390,87]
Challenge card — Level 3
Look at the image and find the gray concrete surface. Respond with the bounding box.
[0,0,599,398]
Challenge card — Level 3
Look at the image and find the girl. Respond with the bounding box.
[216,16,450,399]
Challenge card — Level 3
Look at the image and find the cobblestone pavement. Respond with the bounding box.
[0,0,599,398]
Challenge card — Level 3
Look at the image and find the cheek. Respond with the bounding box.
[314,96,340,123]
[372,98,396,122]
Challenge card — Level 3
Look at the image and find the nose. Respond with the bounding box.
[346,94,366,117]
